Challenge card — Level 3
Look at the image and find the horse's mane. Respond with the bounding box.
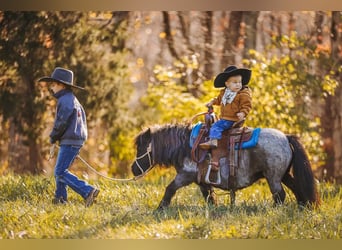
[135,123,192,168]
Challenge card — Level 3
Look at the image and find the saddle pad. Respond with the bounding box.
[190,123,261,149]
[190,122,203,148]
[235,127,261,149]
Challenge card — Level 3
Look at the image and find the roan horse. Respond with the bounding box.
[131,123,319,210]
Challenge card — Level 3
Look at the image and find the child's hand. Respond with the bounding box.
[49,144,56,161]
[206,101,214,107]
[236,112,245,120]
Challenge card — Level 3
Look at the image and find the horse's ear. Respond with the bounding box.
[140,126,150,132]
[140,127,151,137]
[141,128,151,143]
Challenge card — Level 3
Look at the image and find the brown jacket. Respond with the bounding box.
[211,86,252,121]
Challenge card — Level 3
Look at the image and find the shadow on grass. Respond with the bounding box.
[150,202,274,221]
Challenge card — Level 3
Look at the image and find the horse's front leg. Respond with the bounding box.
[199,184,217,206]
[157,173,195,210]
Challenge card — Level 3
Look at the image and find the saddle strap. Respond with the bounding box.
[237,127,247,163]
[191,127,207,163]
[228,127,247,189]
[229,136,236,175]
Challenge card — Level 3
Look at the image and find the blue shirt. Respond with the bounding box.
[50,89,87,146]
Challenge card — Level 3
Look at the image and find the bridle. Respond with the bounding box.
[134,143,154,177]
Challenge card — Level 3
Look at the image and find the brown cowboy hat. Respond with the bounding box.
[214,65,251,88]
[38,67,85,90]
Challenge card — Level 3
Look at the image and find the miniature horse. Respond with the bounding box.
[131,123,319,210]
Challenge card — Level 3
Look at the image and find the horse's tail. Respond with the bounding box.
[287,135,320,207]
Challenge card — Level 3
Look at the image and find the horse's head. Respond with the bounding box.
[131,127,154,177]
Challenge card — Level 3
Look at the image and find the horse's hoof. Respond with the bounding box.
[155,205,166,212]
[153,206,167,216]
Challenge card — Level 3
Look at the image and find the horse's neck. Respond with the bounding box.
[151,126,191,165]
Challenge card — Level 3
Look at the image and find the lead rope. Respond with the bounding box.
[75,153,139,182]
[50,145,150,182]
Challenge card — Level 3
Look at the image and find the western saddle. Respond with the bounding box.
[191,118,253,187]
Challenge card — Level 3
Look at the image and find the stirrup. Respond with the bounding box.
[204,154,221,185]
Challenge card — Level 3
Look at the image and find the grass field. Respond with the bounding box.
[0,169,341,239]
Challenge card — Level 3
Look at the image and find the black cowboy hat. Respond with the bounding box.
[214,65,251,88]
[38,67,85,90]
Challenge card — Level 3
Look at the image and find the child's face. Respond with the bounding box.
[225,75,242,92]
[49,82,65,94]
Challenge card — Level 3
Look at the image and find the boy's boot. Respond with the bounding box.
[85,188,100,207]
[199,139,218,149]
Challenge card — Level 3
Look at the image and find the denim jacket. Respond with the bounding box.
[50,89,87,146]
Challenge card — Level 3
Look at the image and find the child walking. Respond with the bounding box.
[200,65,252,149]
[38,67,100,207]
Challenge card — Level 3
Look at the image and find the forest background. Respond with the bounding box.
[0,11,341,183]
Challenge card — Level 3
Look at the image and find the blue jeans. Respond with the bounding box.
[209,119,235,139]
[54,145,94,200]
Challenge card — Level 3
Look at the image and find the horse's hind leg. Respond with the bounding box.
[282,172,302,204]
[272,187,286,205]
[199,184,217,206]
[266,179,286,205]
[230,190,236,206]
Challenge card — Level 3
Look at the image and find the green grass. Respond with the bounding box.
[0,171,341,239]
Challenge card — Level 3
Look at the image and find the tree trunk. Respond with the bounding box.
[322,94,335,181]
[8,119,29,173]
[331,81,342,183]
[321,11,342,182]
[314,11,332,180]
[177,12,192,52]
[314,11,325,45]
[202,11,214,79]
[329,11,342,182]
[221,11,243,67]
[242,12,259,59]
[162,11,181,61]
